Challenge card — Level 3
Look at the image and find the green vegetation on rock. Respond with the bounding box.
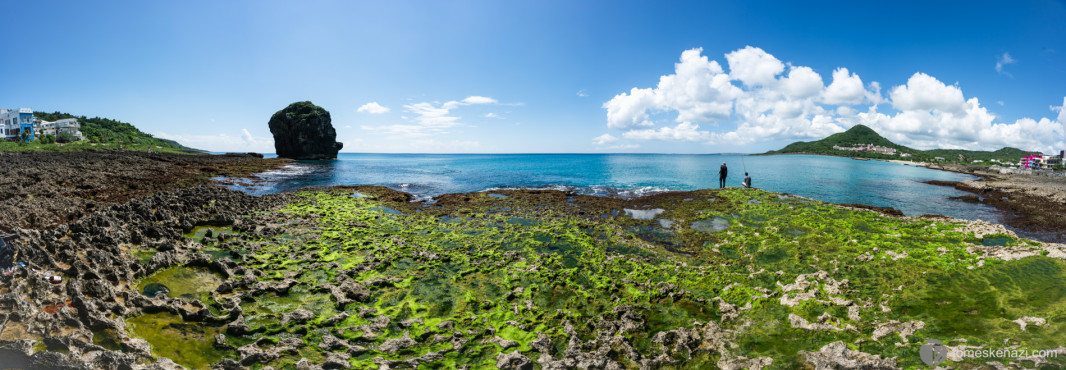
[121,187,1066,368]
[0,111,200,153]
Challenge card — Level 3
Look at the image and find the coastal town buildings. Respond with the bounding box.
[832,144,897,155]
[1020,152,1064,169]
[39,118,84,140]
[1047,151,1065,166]
[0,108,36,141]
[1,108,83,141]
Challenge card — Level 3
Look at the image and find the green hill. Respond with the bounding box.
[764,125,1041,163]
[25,111,201,153]
[764,125,921,159]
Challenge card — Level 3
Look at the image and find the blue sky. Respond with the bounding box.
[2,0,1064,153]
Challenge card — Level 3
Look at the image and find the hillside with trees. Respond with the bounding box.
[763,125,1042,163]
[31,111,199,152]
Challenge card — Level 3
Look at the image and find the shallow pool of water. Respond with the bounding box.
[126,312,229,369]
[625,208,665,220]
[692,217,731,233]
[137,266,223,301]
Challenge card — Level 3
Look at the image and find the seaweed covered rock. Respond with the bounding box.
[268,101,343,160]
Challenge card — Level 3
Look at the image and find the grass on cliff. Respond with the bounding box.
[129,187,1066,369]
[0,140,196,154]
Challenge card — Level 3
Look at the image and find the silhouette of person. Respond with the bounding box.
[743,172,752,188]
[719,162,728,188]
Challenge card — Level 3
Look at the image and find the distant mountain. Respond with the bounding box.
[32,111,200,152]
[764,125,919,158]
[764,125,1041,162]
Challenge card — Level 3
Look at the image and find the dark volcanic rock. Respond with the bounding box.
[268,101,343,160]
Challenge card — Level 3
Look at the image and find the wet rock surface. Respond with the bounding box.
[267,101,343,160]
[0,151,288,233]
[922,167,1066,243]
[1,156,1066,368]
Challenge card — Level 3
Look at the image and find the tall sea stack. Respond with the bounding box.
[268,101,343,160]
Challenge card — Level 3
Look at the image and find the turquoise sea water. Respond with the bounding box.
[222,153,1003,223]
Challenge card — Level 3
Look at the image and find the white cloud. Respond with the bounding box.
[241,129,256,144]
[996,52,1016,76]
[822,68,866,105]
[604,87,660,129]
[622,122,710,141]
[405,102,460,128]
[592,133,617,145]
[603,48,741,130]
[603,46,1066,153]
[154,129,274,153]
[860,73,1065,152]
[1054,97,1066,123]
[443,96,498,109]
[357,102,390,114]
[362,95,500,138]
[726,46,785,87]
[607,143,640,150]
[889,72,966,114]
[577,89,588,97]
[485,113,502,119]
[780,66,824,99]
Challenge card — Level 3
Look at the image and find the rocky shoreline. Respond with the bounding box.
[0,151,290,234]
[919,163,1066,243]
[2,152,1066,369]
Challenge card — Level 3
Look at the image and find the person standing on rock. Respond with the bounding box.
[719,162,728,188]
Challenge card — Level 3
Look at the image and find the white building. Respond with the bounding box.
[38,118,84,140]
[1,108,83,141]
[0,108,36,140]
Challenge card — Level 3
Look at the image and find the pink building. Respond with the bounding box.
[1020,155,1044,169]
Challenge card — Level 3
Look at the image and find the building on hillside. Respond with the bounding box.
[972,160,983,163]
[38,120,55,137]
[934,157,945,161]
[0,108,36,141]
[38,118,84,140]
[832,144,897,155]
[900,153,912,158]
[1,108,83,142]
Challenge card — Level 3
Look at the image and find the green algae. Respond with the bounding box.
[136,266,223,302]
[92,328,123,351]
[123,187,1066,368]
[183,224,236,243]
[131,247,158,264]
[126,312,229,369]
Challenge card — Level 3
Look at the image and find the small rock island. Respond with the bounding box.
[268,101,343,160]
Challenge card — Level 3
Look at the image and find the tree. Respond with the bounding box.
[40,134,57,144]
[57,132,78,143]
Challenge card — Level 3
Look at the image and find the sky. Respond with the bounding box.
[2,0,1065,154]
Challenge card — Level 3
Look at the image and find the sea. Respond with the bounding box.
[217,153,1007,223]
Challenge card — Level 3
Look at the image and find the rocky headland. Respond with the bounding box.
[1,153,1065,369]
[268,102,343,160]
